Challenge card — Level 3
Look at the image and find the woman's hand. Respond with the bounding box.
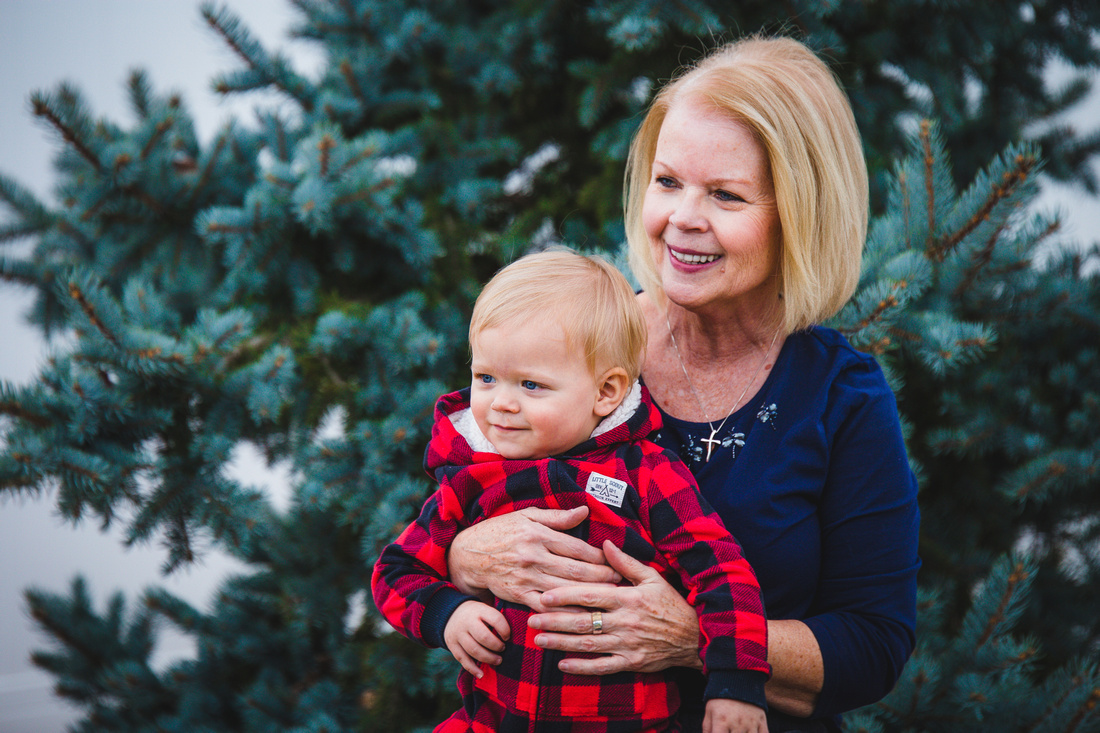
[446,506,622,612]
[527,540,702,675]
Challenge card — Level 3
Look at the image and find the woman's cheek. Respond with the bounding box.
[641,191,666,243]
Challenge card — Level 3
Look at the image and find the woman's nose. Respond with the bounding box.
[668,191,708,231]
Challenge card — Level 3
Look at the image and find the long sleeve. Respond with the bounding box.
[637,449,771,709]
[652,327,920,723]
[371,483,479,649]
[801,364,919,717]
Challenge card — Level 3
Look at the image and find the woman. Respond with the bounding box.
[445,36,920,732]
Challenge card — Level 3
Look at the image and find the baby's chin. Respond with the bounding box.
[497,446,551,460]
[492,439,567,460]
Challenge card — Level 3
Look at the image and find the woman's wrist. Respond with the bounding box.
[446,530,487,597]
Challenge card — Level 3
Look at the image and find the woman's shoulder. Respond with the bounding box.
[782,326,894,399]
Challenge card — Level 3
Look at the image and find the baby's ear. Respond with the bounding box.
[594,368,630,417]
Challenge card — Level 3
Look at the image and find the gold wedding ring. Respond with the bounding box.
[590,611,603,635]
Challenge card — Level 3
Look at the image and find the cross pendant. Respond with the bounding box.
[701,428,722,461]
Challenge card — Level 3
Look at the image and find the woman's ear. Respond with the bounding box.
[594,367,631,417]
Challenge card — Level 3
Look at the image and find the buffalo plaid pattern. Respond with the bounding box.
[372,387,769,732]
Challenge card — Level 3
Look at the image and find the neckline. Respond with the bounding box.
[646,328,795,429]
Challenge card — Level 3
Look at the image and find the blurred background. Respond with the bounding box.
[0,3,1097,731]
[0,4,322,730]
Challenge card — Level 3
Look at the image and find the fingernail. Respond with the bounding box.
[534,635,546,647]
[528,618,541,629]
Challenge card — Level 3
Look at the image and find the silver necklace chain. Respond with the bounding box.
[665,311,780,461]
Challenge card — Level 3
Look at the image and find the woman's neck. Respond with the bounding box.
[639,292,787,423]
[664,299,782,366]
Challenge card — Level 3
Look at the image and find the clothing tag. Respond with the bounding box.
[585,472,628,508]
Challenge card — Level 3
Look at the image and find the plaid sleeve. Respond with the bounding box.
[370,478,479,648]
[638,448,771,708]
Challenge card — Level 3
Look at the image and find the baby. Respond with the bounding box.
[373,249,770,732]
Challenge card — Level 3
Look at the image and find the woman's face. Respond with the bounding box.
[642,95,782,315]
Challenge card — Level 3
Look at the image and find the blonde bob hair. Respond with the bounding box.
[470,249,647,382]
[625,35,868,334]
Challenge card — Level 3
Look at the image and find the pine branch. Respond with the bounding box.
[840,283,906,333]
[0,398,51,428]
[974,559,1030,649]
[318,134,335,178]
[1013,459,1067,501]
[332,177,395,207]
[922,120,936,253]
[962,216,1010,285]
[0,222,46,244]
[140,119,174,161]
[898,169,912,252]
[31,91,103,172]
[126,69,153,119]
[928,151,1037,262]
[121,184,166,216]
[338,59,366,107]
[67,280,120,345]
[202,3,315,112]
[1065,688,1100,733]
[1019,673,1086,733]
[188,125,228,204]
[0,172,51,223]
[266,113,291,162]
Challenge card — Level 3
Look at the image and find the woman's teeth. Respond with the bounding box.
[671,250,719,265]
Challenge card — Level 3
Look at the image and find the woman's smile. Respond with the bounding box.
[642,94,781,315]
[667,245,722,267]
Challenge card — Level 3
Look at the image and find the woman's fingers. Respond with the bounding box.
[601,539,660,585]
[527,606,593,635]
[520,505,590,532]
[448,508,621,608]
[531,554,705,675]
[559,651,632,675]
[521,508,622,584]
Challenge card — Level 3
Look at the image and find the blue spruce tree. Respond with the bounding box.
[1,2,1098,730]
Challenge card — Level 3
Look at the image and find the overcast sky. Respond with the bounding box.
[0,4,1097,731]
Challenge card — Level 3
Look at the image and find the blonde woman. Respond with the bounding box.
[448,37,920,733]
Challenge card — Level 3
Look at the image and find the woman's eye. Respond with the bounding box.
[655,175,676,188]
[521,380,540,391]
[714,189,744,203]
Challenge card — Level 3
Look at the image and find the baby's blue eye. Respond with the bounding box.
[477,374,495,384]
[521,380,540,391]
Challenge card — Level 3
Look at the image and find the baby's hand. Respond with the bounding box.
[443,601,511,678]
[703,698,768,733]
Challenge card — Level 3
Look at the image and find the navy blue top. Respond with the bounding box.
[650,326,920,726]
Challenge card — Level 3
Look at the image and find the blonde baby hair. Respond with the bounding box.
[470,249,647,382]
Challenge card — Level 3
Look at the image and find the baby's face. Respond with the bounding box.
[470,317,605,459]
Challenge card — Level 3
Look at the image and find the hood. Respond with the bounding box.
[424,382,661,473]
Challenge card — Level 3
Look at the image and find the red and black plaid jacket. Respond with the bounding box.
[372,387,769,729]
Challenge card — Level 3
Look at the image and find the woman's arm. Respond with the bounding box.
[764,619,823,716]
[446,505,622,612]
[528,543,824,716]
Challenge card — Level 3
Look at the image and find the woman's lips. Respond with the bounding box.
[668,245,720,266]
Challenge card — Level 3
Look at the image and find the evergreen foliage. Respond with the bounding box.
[1,1,1098,730]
